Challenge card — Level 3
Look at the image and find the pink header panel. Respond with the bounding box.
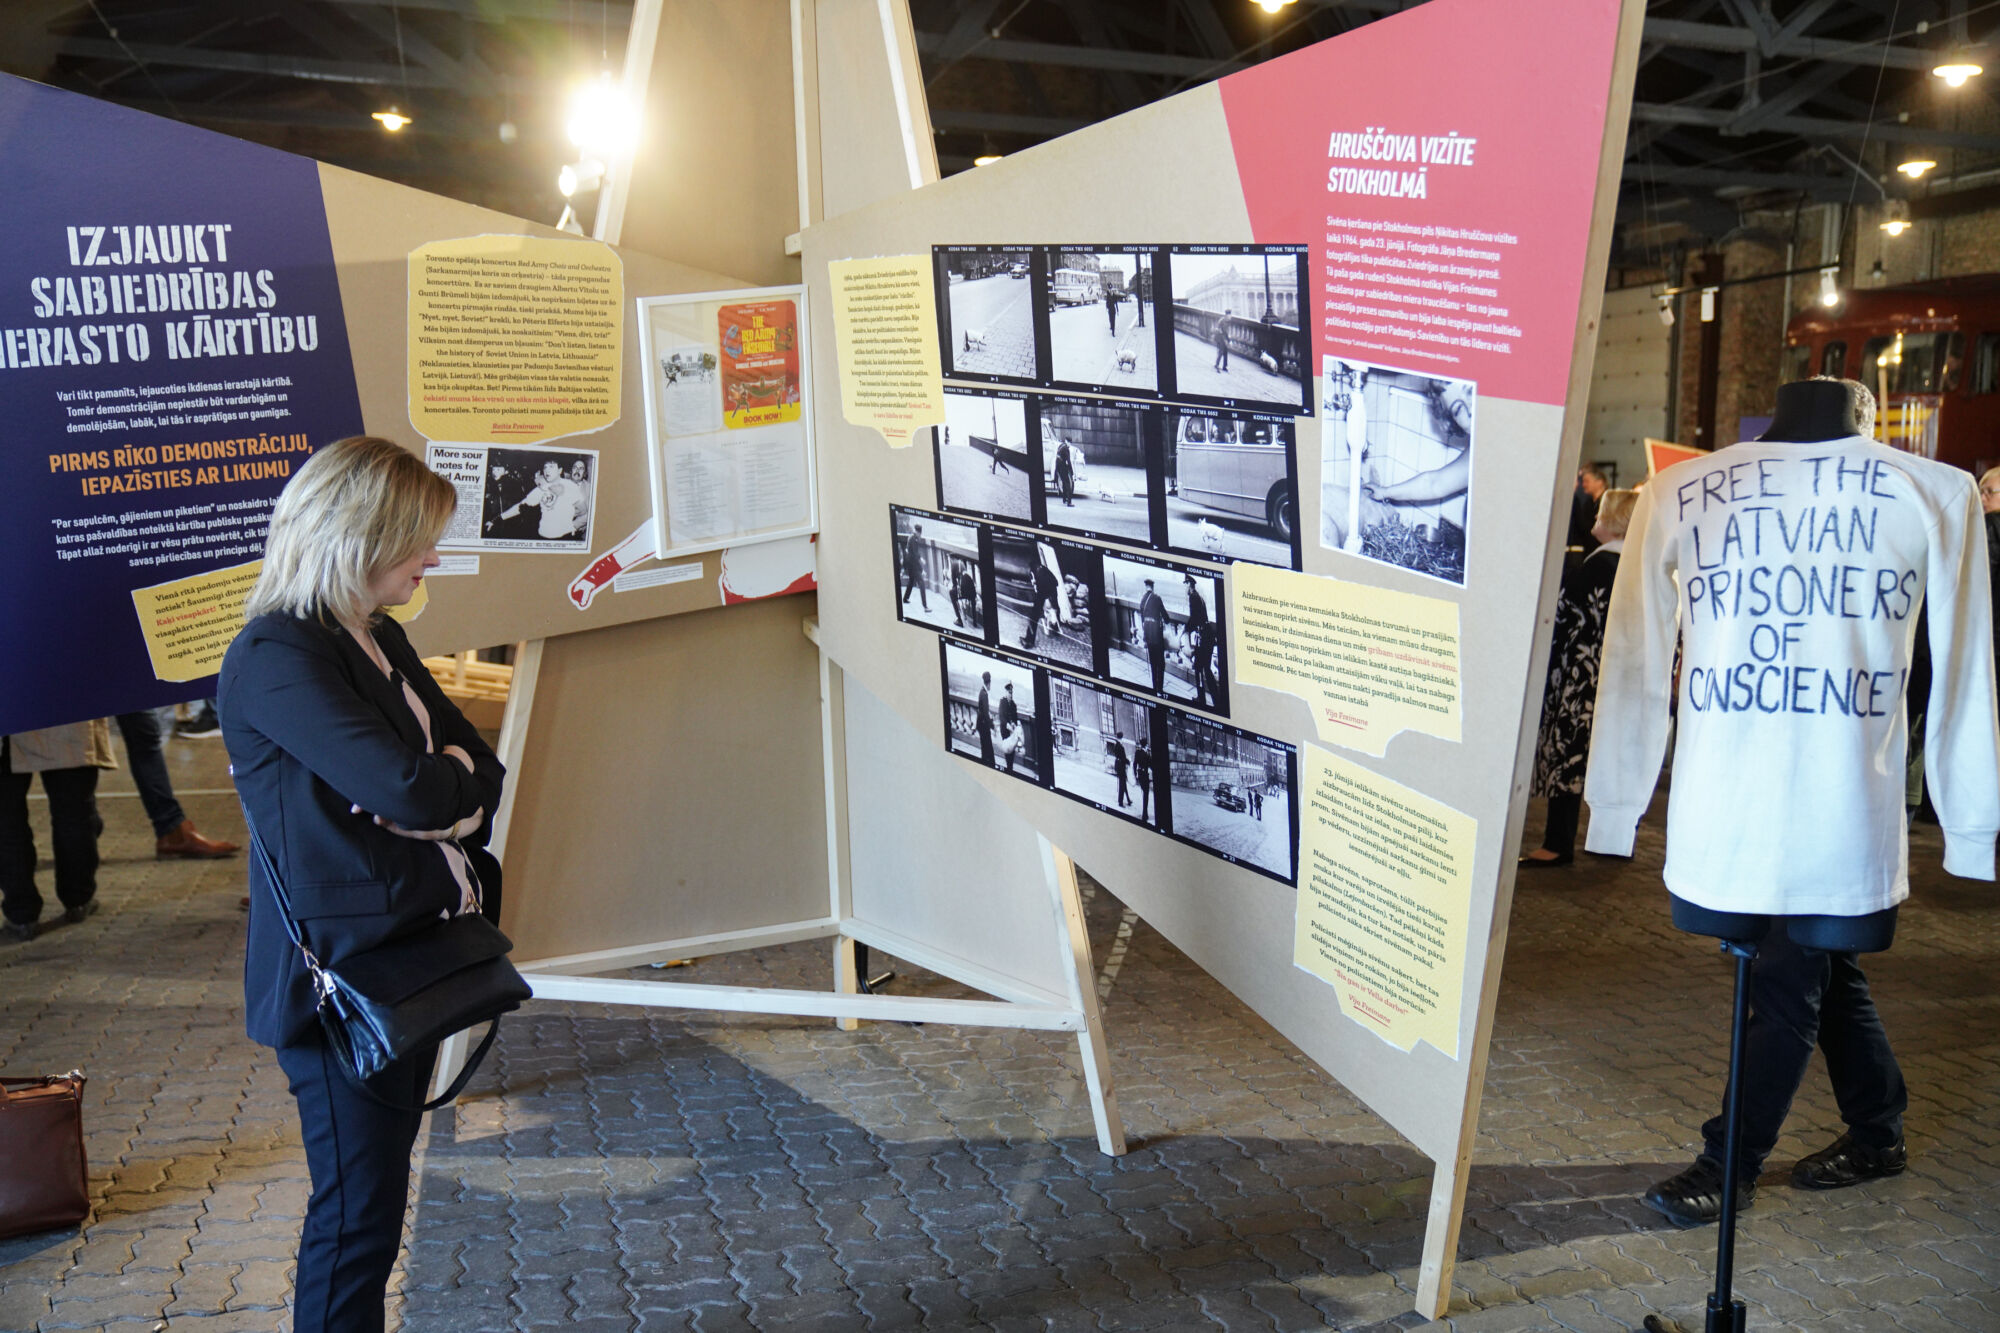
[1219,0,1625,406]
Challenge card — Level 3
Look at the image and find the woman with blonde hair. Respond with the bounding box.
[1523,486,1638,868]
[219,436,505,1333]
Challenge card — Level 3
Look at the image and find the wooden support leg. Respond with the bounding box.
[429,1028,473,1106]
[1046,844,1126,1157]
[1415,1147,1471,1318]
[833,935,861,1032]
[431,638,545,1105]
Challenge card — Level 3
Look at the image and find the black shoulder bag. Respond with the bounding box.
[249,822,531,1111]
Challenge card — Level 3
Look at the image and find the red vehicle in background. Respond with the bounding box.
[1783,274,2000,475]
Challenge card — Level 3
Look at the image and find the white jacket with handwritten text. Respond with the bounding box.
[1584,436,2000,914]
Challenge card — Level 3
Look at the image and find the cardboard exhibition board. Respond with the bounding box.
[803,0,1645,1311]
[7,0,1644,1316]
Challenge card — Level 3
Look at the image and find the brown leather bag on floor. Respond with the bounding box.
[0,1072,89,1240]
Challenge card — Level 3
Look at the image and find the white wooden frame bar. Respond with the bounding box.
[434,1,1127,1164]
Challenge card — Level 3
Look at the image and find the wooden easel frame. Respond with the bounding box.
[494,618,1125,1155]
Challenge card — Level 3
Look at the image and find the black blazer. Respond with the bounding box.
[219,611,506,1048]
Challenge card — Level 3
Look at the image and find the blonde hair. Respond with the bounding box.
[245,436,456,625]
[1595,487,1639,539]
[1981,465,2000,491]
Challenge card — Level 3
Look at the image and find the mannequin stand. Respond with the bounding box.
[1641,898,1897,1333]
[1644,937,1754,1333]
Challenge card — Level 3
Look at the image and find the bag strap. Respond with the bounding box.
[0,1070,84,1099]
[246,819,333,992]
[335,1017,503,1114]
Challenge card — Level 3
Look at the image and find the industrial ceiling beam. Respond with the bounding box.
[1622,161,1901,201]
[929,108,1091,136]
[913,30,1243,79]
[51,34,534,93]
[1631,100,2000,152]
[1642,16,1963,71]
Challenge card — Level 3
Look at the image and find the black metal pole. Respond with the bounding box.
[1707,940,1756,1333]
[1645,938,1757,1333]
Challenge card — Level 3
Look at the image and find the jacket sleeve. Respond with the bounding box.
[1583,483,1679,856]
[1924,477,2000,879]
[377,620,507,845]
[231,622,491,832]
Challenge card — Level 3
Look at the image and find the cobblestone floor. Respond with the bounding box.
[2,737,1996,1330]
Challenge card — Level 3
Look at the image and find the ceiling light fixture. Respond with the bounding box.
[567,70,639,157]
[372,106,411,132]
[1898,158,1937,178]
[1881,218,1912,236]
[973,154,1003,167]
[558,158,606,199]
[1252,0,1296,13]
[1819,267,1841,307]
[1933,58,1983,87]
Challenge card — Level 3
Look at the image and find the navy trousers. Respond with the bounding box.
[277,1035,436,1333]
[114,710,186,837]
[1696,927,1907,1176]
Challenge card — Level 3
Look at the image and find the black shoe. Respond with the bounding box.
[62,899,99,925]
[176,711,221,739]
[1518,852,1574,869]
[2,918,36,943]
[1642,1157,1755,1227]
[1792,1132,1907,1190]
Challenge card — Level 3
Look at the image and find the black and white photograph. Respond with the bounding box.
[1100,553,1227,712]
[935,387,1036,524]
[1320,355,1475,586]
[1046,247,1160,396]
[1164,711,1294,883]
[1166,247,1310,414]
[990,531,1101,675]
[1039,396,1157,547]
[936,246,1041,384]
[942,641,1045,783]
[430,442,597,552]
[1163,410,1299,568]
[1050,677,1160,829]
[891,507,989,641]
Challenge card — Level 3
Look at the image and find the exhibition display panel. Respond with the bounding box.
[1,0,1646,1318]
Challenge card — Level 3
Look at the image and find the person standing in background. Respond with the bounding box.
[1106,730,1131,809]
[568,459,593,537]
[1025,555,1061,649]
[221,437,506,1333]
[1138,579,1169,693]
[0,719,114,941]
[1184,574,1215,707]
[1133,735,1153,822]
[115,710,239,859]
[898,522,929,612]
[976,672,995,767]
[1524,487,1637,868]
[997,683,1021,774]
[1568,464,1609,553]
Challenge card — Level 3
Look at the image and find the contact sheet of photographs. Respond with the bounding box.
[937,638,1299,886]
[934,385,1303,571]
[892,505,1229,715]
[913,239,1313,886]
[934,244,1314,418]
